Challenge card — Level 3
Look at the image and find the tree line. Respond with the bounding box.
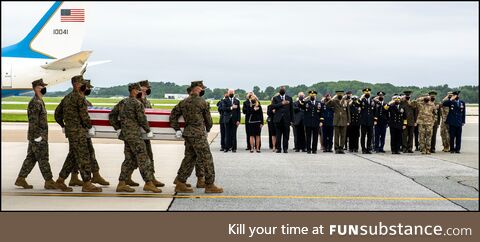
[47,80,479,103]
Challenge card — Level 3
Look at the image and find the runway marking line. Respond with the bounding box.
[2,192,478,201]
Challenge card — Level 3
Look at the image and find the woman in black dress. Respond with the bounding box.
[248,95,264,153]
[267,96,277,152]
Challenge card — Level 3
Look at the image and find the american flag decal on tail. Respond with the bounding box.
[61,9,85,22]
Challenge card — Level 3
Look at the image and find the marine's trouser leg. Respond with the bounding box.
[18,140,53,180]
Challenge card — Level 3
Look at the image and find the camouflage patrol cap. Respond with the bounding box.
[190,80,207,89]
[32,79,48,88]
[138,80,151,88]
[71,75,86,85]
[428,91,437,96]
[84,79,93,88]
[186,86,192,94]
[128,83,141,92]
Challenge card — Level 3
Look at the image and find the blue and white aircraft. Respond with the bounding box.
[1,1,108,97]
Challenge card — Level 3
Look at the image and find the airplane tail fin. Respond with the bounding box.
[2,1,87,59]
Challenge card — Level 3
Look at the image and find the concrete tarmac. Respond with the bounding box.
[1,120,478,211]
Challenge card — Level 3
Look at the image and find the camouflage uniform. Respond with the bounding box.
[56,81,94,182]
[56,97,100,177]
[169,88,214,185]
[430,98,441,152]
[109,92,154,182]
[440,99,451,151]
[18,91,53,180]
[415,96,437,154]
[171,98,206,178]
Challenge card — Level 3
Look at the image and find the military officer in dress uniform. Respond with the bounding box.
[385,95,405,154]
[373,91,388,153]
[442,91,466,153]
[401,90,417,153]
[348,95,361,153]
[359,88,375,154]
[304,90,321,154]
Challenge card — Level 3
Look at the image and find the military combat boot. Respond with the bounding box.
[196,176,206,188]
[116,181,135,192]
[175,182,194,193]
[82,181,102,192]
[91,171,110,186]
[152,177,165,187]
[125,172,139,187]
[55,178,73,192]
[205,183,224,193]
[68,172,84,186]
[143,181,162,193]
[173,177,191,187]
[44,179,58,190]
[15,177,33,189]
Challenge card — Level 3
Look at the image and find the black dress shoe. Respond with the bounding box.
[232,150,237,153]
[276,150,282,153]
[283,150,288,153]
[302,149,307,152]
[245,148,250,151]
[220,148,224,151]
[294,149,300,152]
[450,150,455,153]
[407,150,414,153]
[335,150,340,154]
[307,151,311,154]
[362,150,367,154]
[312,151,317,154]
[455,150,460,153]
[224,149,229,153]
[339,150,345,154]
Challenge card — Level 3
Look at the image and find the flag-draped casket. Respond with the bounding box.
[88,107,184,140]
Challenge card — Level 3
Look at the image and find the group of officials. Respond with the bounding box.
[217,86,466,156]
[15,77,223,194]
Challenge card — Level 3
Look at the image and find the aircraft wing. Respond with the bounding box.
[41,51,92,70]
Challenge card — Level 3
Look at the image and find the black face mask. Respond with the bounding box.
[310,96,315,101]
[80,84,87,92]
[364,94,370,98]
[455,96,459,100]
[84,89,91,96]
[379,97,384,101]
[448,95,452,99]
[405,96,411,100]
[346,96,351,100]
[279,89,286,95]
[40,87,47,95]
[430,97,435,102]
[229,94,234,98]
[251,100,256,104]
[299,96,304,101]
[424,98,430,103]
[338,95,343,99]
[394,101,400,105]
[136,92,142,98]
[199,90,205,97]
[146,88,151,95]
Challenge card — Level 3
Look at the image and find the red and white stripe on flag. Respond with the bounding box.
[61,9,85,22]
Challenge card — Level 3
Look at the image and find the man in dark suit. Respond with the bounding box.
[442,91,466,153]
[293,92,306,152]
[220,89,241,152]
[217,92,228,151]
[359,88,375,154]
[242,92,254,150]
[271,86,294,153]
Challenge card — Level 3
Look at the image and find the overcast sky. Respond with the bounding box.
[2,1,478,91]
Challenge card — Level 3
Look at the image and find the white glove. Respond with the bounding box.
[116,129,121,137]
[147,131,154,138]
[175,130,183,139]
[61,127,65,134]
[88,127,96,136]
[34,137,42,142]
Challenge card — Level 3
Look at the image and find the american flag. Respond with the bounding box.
[61,9,85,22]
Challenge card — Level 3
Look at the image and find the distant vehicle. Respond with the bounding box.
[1,1,109,97]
